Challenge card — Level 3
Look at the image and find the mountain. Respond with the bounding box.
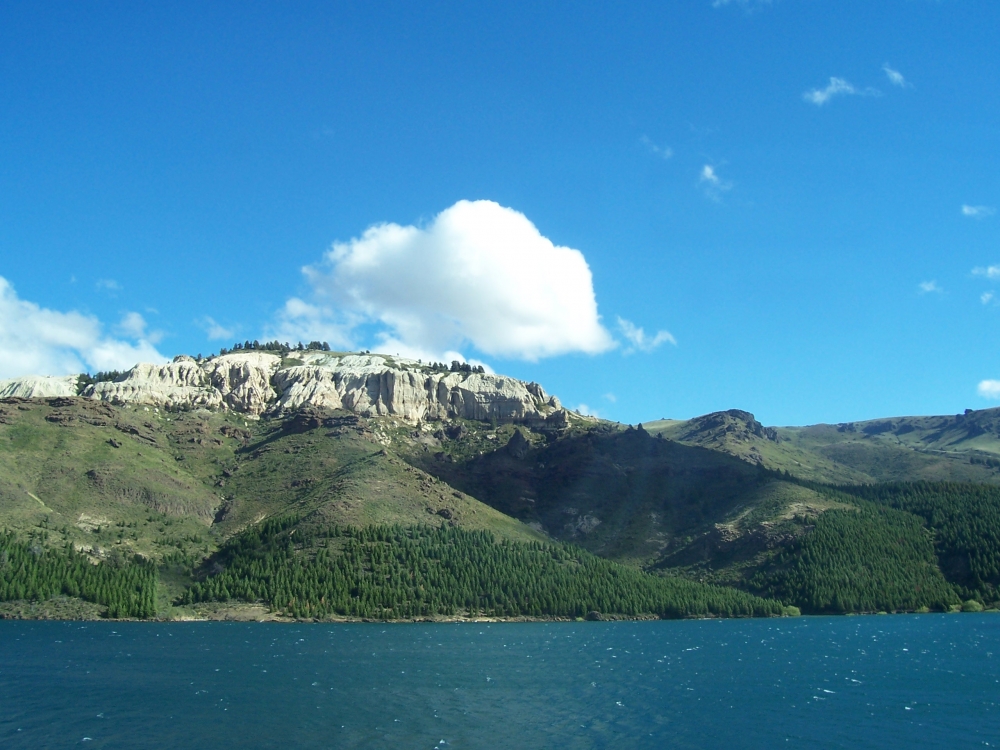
[2,347,1000,619]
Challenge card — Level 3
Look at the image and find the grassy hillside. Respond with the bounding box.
[645,407,1000,484]
[0,398,539,563]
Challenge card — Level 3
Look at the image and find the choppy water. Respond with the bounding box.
[1,615,998,748]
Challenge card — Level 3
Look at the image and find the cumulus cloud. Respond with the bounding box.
[803,77,880,106]
[699,165,733,200]
[882,64,910,88]
[575,403,599,418]
[617,317,676,354]
[640,135,673,160]
[918,280,942,294]
[292,200,616,362]
[973,266,1000,280]
[963,205,996,219]
[982,292,994,305]
[0,276,165,379]
[979,380,1000,400]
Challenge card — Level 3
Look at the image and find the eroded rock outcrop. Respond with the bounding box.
[272,353,560,423]
[5,351,567,426]
[85,359,223,411]
[0,375,78,399]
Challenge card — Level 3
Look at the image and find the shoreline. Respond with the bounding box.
[6,605,995,624]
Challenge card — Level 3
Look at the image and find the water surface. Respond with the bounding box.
[1,615,997,748]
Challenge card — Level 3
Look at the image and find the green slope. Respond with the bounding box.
[645,407,1000,484]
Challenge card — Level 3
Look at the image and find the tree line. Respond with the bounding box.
[0,533,157,618]
[749,503,960,614]
[834,480,1000,601]
[181,519,783,620]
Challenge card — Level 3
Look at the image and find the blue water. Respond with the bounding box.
[1,615,998,748]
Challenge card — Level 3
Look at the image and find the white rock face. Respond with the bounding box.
[202,352,280,414]
[6,350,565,425]
[86,360,223,410]
[0,374,78,398]
[272,353,558,423]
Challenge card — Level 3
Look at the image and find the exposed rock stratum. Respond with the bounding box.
[3,351,565,425]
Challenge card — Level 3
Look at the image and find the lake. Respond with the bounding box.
[1,614,997,748]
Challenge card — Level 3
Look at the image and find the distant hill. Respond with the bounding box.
[644,408,1000,484]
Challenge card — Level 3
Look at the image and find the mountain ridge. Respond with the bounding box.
[4,349,1000,618]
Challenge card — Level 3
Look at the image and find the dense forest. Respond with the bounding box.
[749,503,959,613]
[836,481,1000,600]
[181,519,784,620]
[0,533,157,618]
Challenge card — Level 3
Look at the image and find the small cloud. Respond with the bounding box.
[711,0,772,9]
[640,135,673,160]
[972,266,1000,280]
[918,280,942,294]
[982,292,994,305]
[978,380,1000,400]
[882,64,910,88]
[963,205,996,219]
[115,311,164,345]
[617,316,676,354]
[575,403,599,418]
[602,392,617,403]
[699,165,733,200]
[198,316,236,342]
[803,77,880,106]
[96,279,121,294]
[116,311,147,339]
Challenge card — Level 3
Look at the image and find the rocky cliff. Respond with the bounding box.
[3,351,564,425]
[0,374,78,399]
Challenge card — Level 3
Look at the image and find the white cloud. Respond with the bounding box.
[712,0,772,9]
[918,280,942,294]
[198,316,236,342]
[982,292,994,305]
[640,135,673,160]
[803,77,880,106]
[978,380,1000,400]
[699,165,733,200]
[575,403,599,418]
[972,266,1000,280]
[0,276,165,379]
[95,278,121,294]
[117,311,146,338]
[617,317,676,354]
[963,205,996,219]
[602,392,617,403]
[293,200,616,362]
[882,64,910,88]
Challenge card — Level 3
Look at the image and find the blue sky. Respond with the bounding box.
[1,0,998,426]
